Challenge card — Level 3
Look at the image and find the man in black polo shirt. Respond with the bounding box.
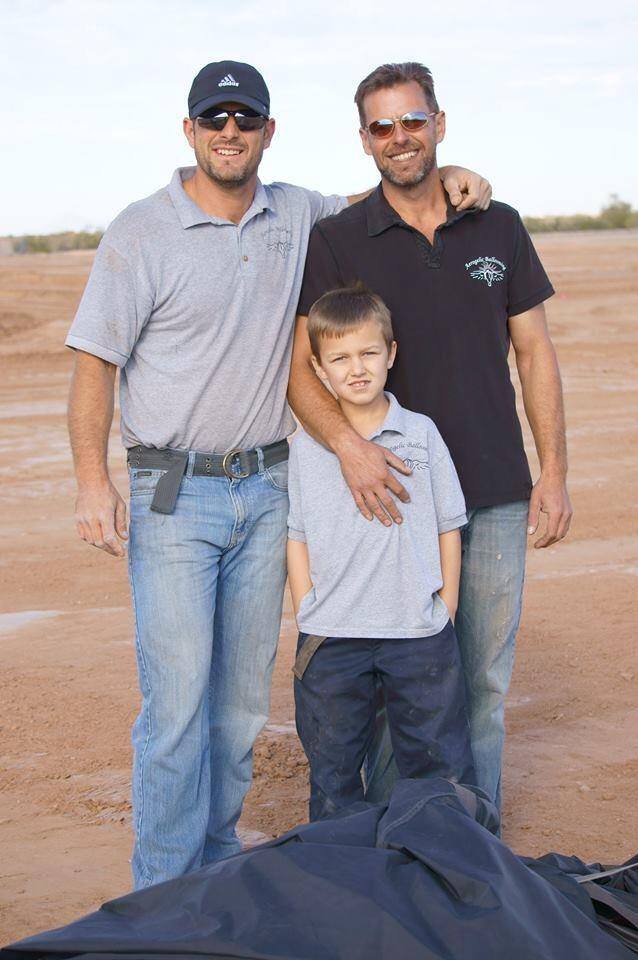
[288,61,572,808]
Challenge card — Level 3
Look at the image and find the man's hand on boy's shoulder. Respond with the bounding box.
[333,433,412,526]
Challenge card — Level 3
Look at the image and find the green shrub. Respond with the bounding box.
[525,195,637,233]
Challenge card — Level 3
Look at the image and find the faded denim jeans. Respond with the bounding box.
[127,455,289,889]
[363,500,529,809]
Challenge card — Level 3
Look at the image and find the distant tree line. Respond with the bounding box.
[2,196,636,251]
[524,195,638,233]
[9,230,103,254]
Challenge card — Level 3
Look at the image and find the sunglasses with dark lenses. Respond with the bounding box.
[195,109,268,132]
[367,111,437,139]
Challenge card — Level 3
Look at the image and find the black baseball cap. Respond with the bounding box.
[188,61,270,119]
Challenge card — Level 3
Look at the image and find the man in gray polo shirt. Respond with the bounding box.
[67,59,491,888]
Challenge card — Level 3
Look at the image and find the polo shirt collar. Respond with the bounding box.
[368,392,408,440]
[168,167,273,229]
[365,181,473,237]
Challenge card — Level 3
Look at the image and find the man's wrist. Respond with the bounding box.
[539,459,568,482]
[76,473,112,492]
[331,422,363,460]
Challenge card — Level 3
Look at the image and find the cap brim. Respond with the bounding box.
[189,92,268,118]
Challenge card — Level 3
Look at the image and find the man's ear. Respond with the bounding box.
[359,127,373,157]
[263,117,276,151]
[434,111,446,146]
[183,117,195,149]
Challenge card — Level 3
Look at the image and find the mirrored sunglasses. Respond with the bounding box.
[367,111,437,139]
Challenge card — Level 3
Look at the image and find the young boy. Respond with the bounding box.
[287,286,476,821]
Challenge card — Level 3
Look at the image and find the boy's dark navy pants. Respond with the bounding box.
[294,620,476,821]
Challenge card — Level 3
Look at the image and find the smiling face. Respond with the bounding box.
[359,81,445,188]
[313,317,397,407]
[183,102,275,187]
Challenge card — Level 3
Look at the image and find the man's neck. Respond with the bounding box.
[182,166,258,224]
[381,166,448,242]
[340,391,389,438]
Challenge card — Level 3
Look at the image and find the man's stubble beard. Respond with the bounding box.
[377,145,437,189]
[194,138,264,188]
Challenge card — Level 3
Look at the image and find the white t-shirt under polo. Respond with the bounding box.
[287,394,467,639]
[66,167,346,453]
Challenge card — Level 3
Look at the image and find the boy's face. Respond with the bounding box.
[312,318,397,405]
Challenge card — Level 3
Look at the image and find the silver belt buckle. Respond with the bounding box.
[222,448,250,479]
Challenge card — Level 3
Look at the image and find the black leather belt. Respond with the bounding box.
[127,439,289,515]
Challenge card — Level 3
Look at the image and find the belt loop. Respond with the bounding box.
[186,450,196,479]
[256,446,265,473]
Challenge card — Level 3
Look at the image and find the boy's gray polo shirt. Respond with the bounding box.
[287,393,467,639]
[66,167,347,453]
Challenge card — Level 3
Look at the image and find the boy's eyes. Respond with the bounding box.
[330,351,379,362]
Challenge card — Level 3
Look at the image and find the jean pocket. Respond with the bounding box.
[128,468,166,497]
[263,458,289,492]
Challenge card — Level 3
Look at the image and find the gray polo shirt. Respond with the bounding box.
[287,394,467,639]
[66,167,347,452]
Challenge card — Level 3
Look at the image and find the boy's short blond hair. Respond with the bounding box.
[307,285,394,359]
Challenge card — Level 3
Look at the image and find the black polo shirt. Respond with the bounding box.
[297,185,554,510]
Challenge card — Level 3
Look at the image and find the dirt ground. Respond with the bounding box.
[1,232,637,943]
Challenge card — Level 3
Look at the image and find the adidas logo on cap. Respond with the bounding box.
[218,74,239,87]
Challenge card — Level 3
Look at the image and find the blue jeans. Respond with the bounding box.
[363,500,528,808]
[295,622,475,821]
[127,454,289,889]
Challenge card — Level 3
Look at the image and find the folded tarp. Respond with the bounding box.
[524,851,638,953]
[3,778,636,959]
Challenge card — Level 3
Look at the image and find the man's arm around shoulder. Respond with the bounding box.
[345,166,492,210]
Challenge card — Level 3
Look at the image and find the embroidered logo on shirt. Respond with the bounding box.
[389,440,428,455]
[263,225,293,259]
[465,256,506,286]
[218,74,239,87]
[388,441,430,471]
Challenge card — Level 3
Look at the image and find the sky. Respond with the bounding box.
[1,0,637,234]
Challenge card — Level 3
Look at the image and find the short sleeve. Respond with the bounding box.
[65,238,152,367]
[301,189,348,228]
[507,215,554,317]
[297,224,346,316]
[428,423,467,533]
[287,440,306,542]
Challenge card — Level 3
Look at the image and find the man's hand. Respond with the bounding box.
[527,472,572,549]
[75,481,129,558]
[440,165,492,212]
[336,434,411,526]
